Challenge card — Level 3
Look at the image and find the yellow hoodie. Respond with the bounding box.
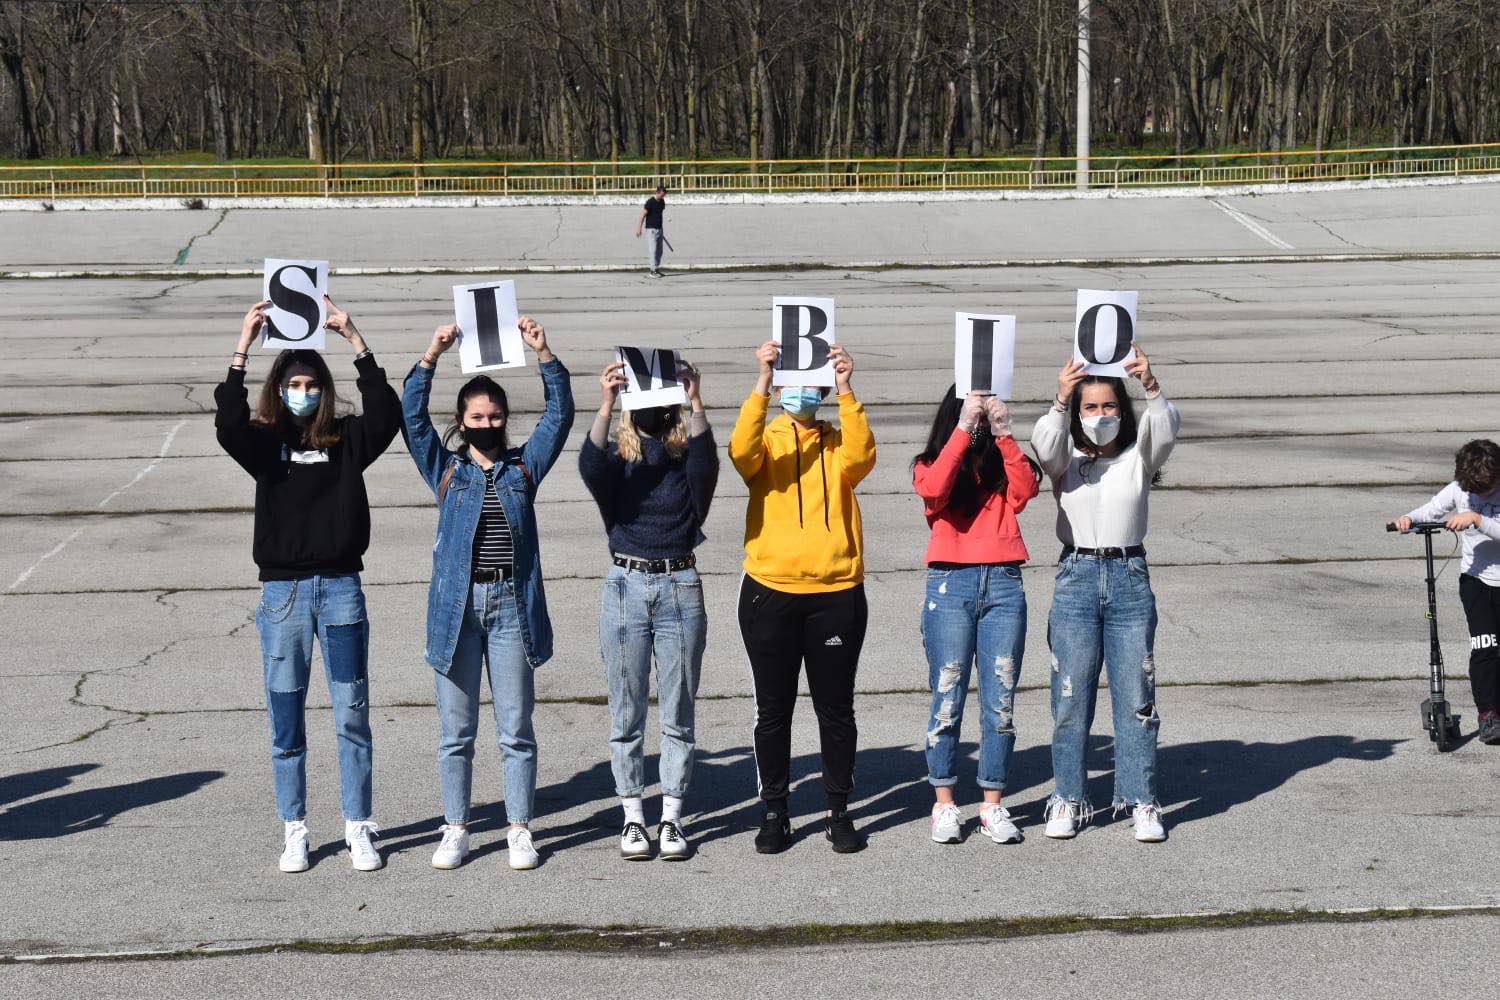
[728,390,877,593]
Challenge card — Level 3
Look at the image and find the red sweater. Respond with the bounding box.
[913,429,1038,565]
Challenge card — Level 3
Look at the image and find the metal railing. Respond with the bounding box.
[3,143,1498,200]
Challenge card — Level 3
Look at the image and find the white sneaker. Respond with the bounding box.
[620,821,652,860]
[345,819,383,872]
[1044,798,1081,839]
[1132,802,1166,843]
[930,802,962,844]
[979,805,1022,844]
[279,820,310,873]
[657,820,690,861]
[431,824,470,870]
[508,827,539,870]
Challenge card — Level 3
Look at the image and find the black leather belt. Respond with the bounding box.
[472,566,514,583]
[1063,545,1146,560]
[612,553,696,574]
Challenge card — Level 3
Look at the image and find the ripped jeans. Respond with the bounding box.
[921,563,1027,791]
[254,573,373,823]
[1047,553,1159,811]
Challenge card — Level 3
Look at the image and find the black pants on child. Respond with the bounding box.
[1458,573,1500,714]
[738,575,868,811]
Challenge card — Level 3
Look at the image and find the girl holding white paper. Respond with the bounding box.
[729,339,876,856]
[214,297,402,875]
[912,387,1040,846]
[579,357,719,861]
[1030,342,1180,844]
[401,316,575,873]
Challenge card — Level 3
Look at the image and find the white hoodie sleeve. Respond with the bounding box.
[1406,482,1462,524]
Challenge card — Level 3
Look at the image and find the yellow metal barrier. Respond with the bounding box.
[3,144,1500,200]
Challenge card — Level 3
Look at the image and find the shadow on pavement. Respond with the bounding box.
[0,768,224,840]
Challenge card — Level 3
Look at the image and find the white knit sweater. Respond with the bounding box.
[1029,393,1181,550]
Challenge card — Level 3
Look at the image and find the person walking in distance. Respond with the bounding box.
[635,185,668,278]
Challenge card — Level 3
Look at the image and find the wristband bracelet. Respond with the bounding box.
[354,348,373,362]
[422,354,439,367]
[1054,396,1068,411]
[232,351,248,360]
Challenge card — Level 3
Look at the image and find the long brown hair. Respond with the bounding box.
[254,350,343,450]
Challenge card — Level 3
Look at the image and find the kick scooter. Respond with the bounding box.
[1386,520,1463,751]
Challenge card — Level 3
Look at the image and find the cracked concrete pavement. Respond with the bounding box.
[2,185,1499,994]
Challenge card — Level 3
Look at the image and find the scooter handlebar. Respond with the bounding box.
[1387,521,1449,534]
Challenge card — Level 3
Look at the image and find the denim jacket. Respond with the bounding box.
[401,357,575,672]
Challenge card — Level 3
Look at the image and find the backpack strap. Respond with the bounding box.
[438,457,459,502]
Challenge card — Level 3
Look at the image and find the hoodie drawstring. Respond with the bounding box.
[793,427,804,528]
[790,422,830,531]
[817,424,829,530]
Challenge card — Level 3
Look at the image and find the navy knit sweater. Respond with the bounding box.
[578,425,719,558]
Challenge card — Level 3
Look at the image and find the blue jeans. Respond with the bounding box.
[645,228,664,270]
[600,565,706,799]
[1047,553,1160,811]
[921,564,1027,791]
[435,580,537,825]
[254,573,373,823]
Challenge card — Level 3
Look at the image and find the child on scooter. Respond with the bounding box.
[1392,439,1500,745]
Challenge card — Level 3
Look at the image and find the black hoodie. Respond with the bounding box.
[214,355,401,581]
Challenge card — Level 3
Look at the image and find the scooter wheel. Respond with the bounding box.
[1435,722,1454,753]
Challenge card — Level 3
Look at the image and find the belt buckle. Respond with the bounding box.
[1104,547,1125,559]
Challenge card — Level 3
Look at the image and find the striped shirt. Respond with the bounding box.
[471,467,515,571]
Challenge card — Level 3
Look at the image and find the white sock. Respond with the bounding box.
[622,797,645,826]
[661,796,683,824]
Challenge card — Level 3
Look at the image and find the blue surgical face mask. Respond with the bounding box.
[779,387,823,418]
[283,388,321,417]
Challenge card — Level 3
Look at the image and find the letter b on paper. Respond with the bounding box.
[772,296,836,387]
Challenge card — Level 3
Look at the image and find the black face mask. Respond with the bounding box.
[631,406,676,438]
[463,425,505,452]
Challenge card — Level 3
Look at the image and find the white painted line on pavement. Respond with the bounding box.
[1212,199,1294,250]
[6,418,186,592]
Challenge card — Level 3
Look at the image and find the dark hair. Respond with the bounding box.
[912,385,1040,518]
[443,375,511,454]
[1068,376,1164,484]
[1455,439,1500,494]
[654,184,666,194]
[254,349,342,450]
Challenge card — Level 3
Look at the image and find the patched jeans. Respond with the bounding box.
[600,565,706,800]
[1047,553,1160,810]
[920,563,1027,791]
[254,573,373,823]
[435,580,537,826]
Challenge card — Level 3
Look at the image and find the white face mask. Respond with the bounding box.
[1080,414,1121,447]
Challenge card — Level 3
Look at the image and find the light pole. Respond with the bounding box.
[1076,0,1091,190]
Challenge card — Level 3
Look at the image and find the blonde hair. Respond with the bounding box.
[615,408,689,462]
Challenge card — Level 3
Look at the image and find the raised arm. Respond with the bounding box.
[401,323,458,495]
[828,345,876,486]
[578,361,626,529]
[517,316,576,487]
[914,394,988,511]
[1124,342,1179,474]
[323,297,401,468]
[729,340,778,481]
[215,300,274,477]
[989,397,1040,513]
[679,358,720,524]
[1031,357,1087,480]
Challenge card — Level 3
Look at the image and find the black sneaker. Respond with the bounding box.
[825,810,865,854]
[1479,714,1500,745]
[754,806,792,854]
